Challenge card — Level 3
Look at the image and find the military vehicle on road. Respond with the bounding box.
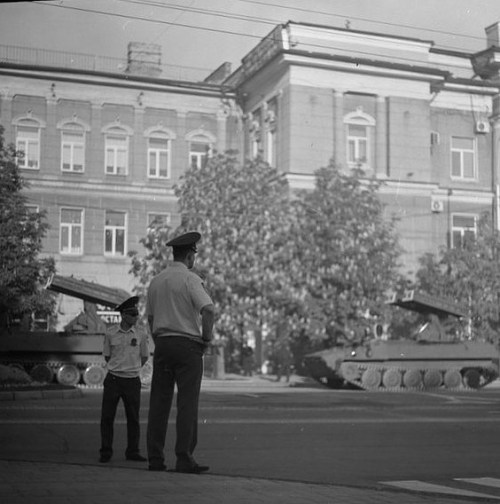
[303,290,499,391]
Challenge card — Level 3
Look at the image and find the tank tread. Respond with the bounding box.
[339,362,496,392]
[0,359,107,386]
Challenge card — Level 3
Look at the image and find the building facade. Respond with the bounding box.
[0,44,239,326]
[227,21,500,275]
[1,24,500,327]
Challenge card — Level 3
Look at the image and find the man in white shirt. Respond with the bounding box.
[99,296,149,463]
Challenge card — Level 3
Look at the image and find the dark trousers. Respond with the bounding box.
[100,373,142,458]
[147,336,203,468]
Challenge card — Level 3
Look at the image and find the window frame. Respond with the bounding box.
[61,129,85,173]
[102,123,132,176]
[344,109,375,170]
[186,130,216,169]
[147,212,171,229]
[450,136,477,181]
[16,123,41,170]
[265,106,277,167]
[147,134,171,179]
[451,213,477,249]
[104,210,127,257]
[59,207,84,255]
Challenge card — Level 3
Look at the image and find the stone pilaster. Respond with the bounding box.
[375,96,387,177]
[333,91,345,168]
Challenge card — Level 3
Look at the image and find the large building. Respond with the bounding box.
[1,23,500,328]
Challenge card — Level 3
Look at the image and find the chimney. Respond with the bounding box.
[126,42,162,77]
[485,22,500,48]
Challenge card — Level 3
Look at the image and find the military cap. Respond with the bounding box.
[166,231,201,252]
[116,295,139,313]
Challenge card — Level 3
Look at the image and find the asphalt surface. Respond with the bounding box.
[2,375,500,503]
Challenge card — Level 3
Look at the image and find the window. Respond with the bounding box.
[148,136,170,178]
[186,131,214,169]
[344,108,375,170]
[265,105,277,167]
[104,211,126,256]
[347,124,368,165]
[147,213,170,229]
[105,132,128,175]
[61,131,85,172]
[189,142,210,169]
[60,208,83,254]
[16,125,40,169]
[249,111,262,158]
[451,137,476,180]
[451,214,476,249]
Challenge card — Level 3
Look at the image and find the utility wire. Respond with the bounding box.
[32,0,488,71]
[238,0,487,45]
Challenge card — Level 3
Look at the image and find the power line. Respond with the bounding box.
[237,0,487,45]
[119,0,488,49]
[31,0,488,71]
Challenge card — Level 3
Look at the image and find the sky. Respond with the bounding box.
[1,0,500,78]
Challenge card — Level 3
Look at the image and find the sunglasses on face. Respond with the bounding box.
[123,309,139,317]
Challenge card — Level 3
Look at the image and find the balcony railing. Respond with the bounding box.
[0,44,210,82]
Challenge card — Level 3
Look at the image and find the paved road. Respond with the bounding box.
[2,375,500,502]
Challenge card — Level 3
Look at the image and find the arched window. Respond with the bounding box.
[58,118,89,173]
[102,123,132,176]
[144,127,175,179]
[344,108,375,170]
[13,115,45,170]
[186,130,215,169]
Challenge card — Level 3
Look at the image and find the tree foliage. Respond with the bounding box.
[130,153,403,367]
[0,126,56,328]
[285,162,402,345]
[414,213,500,342]
[130,152,293,368]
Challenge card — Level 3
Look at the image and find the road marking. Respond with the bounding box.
[382,480,500,499]
[456,477,500,488]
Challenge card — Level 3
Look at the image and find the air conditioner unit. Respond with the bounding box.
[431,199,444,213]
[475,120,490,134]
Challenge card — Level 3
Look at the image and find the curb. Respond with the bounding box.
[0,387,83,401]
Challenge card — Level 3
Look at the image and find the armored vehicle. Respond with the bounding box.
[0,275,153,387]
[303,290,499,391]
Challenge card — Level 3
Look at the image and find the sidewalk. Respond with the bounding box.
[0,459,465,504]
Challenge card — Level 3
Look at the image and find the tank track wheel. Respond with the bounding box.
[423,369,442,389]
[83,365,106,387]
[361,368,382,389]
[403,369,422,389]
[56,364,81,386]
[30,364,54,384]
[382,368,402,389]
[340,362,362,382]
[463,369,481,389]
[443,369,462,389]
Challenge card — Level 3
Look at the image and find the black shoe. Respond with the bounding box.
[175,464,209,474]
[148,464,167,472]
[126,453,147,462]
[99,454,111,463]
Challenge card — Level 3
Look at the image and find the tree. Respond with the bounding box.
[414,212,500,343]
[130,152,293,371]
[0,126,56,330]
[285,162,403,346]
[130,155,403,371]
